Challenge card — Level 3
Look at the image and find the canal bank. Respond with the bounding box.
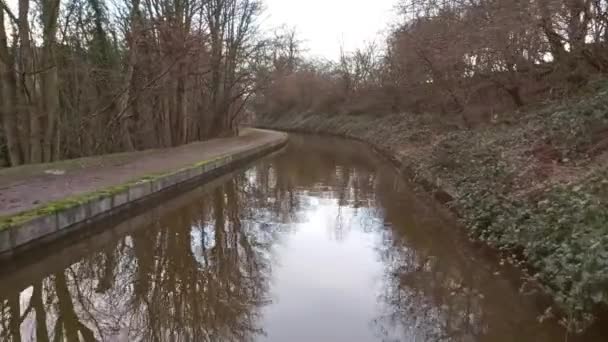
[0,134,604,341]
[256,90,608,331]
[0,128,287,257]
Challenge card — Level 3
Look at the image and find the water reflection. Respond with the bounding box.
[1,178,273,341]
[0,135,602,341]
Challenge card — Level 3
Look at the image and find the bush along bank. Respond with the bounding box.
[256,85,608,331]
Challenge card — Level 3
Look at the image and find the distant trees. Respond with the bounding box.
[252,31,385,118]
[388,0,608,116]
[3,0,607,166]
[254,0,608,126]
[0,0,262,166]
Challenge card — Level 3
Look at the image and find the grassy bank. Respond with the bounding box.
[257,84,608,330]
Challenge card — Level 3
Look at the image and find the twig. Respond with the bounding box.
[0,0,18,24]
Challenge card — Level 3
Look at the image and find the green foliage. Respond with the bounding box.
[456,162,608,329]
[447,88,608,328]
[534,87,608,161]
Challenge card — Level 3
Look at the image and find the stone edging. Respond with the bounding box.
[0,132,288,257]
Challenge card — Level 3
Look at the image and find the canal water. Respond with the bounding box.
[0,135,603,341]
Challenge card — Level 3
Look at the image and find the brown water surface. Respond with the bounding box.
[0,135,604,341]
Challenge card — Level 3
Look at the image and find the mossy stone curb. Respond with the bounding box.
[0,132,288,257]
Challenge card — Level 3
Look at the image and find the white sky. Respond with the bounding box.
[261,0,398,61]
[3,0,399,61]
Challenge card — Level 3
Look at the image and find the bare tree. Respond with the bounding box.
[0,8,22,165]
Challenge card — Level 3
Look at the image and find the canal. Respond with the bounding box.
[0,135,602,341]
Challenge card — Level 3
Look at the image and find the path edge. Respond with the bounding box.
[0,131,288,257]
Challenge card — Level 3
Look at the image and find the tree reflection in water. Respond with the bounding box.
[0,177,275,341]
[0,135,594,342]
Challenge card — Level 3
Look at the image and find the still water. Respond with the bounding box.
[0,135,603,341]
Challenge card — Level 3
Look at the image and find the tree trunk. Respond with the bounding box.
[538,0,566,63]
[0,12,23,165]
[174,67,186,145]
[117,60,136,151]
[118,0,142,152]
[7,293,22,341]
[505,86,525,108]
[207,0,225,139]
[41,0,61,162]
[54,272,97,341]
[19,0,43,163]
[31,282,50,341]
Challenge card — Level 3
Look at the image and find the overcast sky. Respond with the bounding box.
[3,0,398,61]
[261,0,398,61]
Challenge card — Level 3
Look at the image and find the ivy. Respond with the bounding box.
[455,166,608,330]
[258,82,608,331]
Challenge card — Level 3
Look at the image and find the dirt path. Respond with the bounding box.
[0,128,284,217]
